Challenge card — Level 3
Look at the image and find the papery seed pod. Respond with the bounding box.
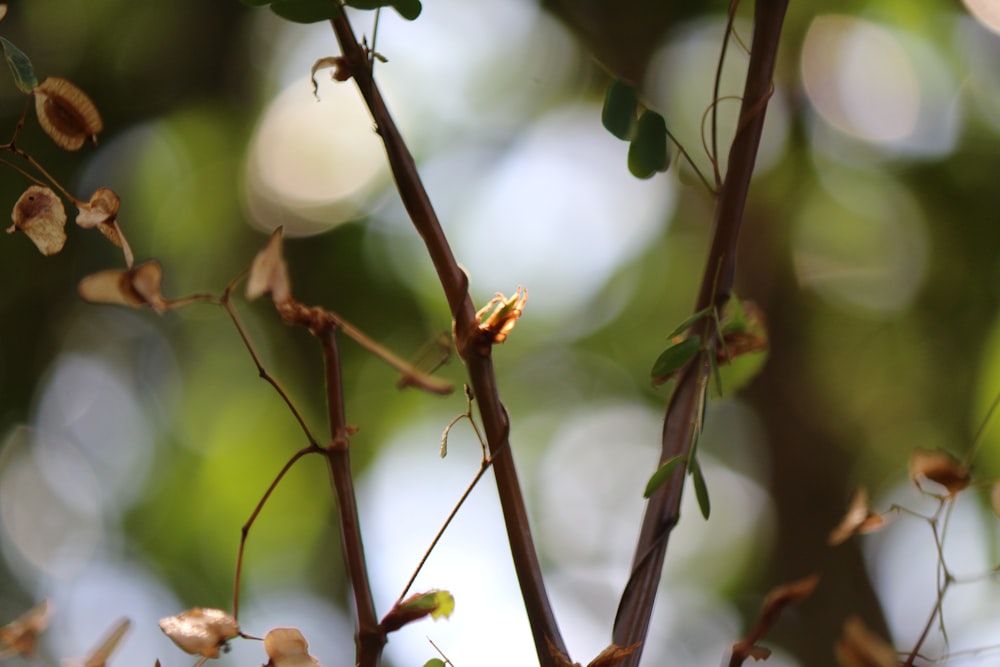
[33,76,103,151]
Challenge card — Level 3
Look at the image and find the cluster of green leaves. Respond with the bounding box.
[601,79,670,179]
[240,0,421,23]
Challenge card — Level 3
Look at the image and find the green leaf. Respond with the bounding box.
[667,306,712,338]
[391,0,422,20]
[691,458,711,520]
[720,293,748,335]
[627,110,670,179]
[651,336,700,386]
[270,0,341,23]
[0,37,37,93]
[643,455,684,498]
[602,79,637,140]
[423,661,447,667]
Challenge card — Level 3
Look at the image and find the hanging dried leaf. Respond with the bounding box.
[78,260,167,313]
[0,6,8,22]
[33,76,103,150]
[246,227,291,304]
[829,488,887,546]
[909,449,970,497]
[990,482,1000,519]
[76,187,133,266]
[264,628,320,667]
[834,616,897,667]
[159,608,239,659]
[67,618,130,667]
[7,185,67,255]
[0,600,51,657]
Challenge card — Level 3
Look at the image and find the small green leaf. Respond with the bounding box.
[270,0,341,23]
[627,110,670,179]
[602,79,637,140]
[720,293,748,335]
[643,455,684,498]
[423,660,446,667]
[0,37,36,93]
[651,336,700,386]
[391,0,422,20]
[667,306,712,338]
[691,458,711,520]
[430,589,455,619]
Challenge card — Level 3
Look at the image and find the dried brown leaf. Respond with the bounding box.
[586,643,641,667]
[7,185,67,255]
[0,6,7,22]
[76,188,133,266]
[159,608,239,659]
[78,260,167,313]
[0,600,51,657]
[991,482,1000,519]
[834,616,898,667]
[246,227,291,304]
[74,618,130,667]
[909,449,970,497]
[264,628,320,667]
[476,286,527,344]
[829,488,887,546]
[33,76,102,150]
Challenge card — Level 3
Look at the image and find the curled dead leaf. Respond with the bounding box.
[7,185,67,255]
[476,286,527,344]
[0,600,51,658]
[834,616,897,667]
[67,618,130,667]
[247,227,291,305]
[829,488,887,546]
[586,643,641,667]
[76,188,133,266]
[264,628,320,667]
[33,77,102,150]
[78,260,167,313]
[909,449,970,497]
[159,608,239,659]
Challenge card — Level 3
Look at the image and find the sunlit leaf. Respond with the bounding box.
[691,457,711,519]
[7,185,66,255]
[909,449,970,497]
[834,616,897,667]
[269,0,341,23]
[829,488,886,546]
[643,455,684,498]
[264,628,320,667]
[380,590,455,632]
[602,79,637,140]
[650,336,700,386]
[0,600,51,657]
[0,37,36,93]
[476,287,527,344]
[33,76,103,150]
[159,608,239,659]
[247,227,291,304]
[627,110,669,179]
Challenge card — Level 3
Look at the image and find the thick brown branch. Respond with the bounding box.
[328,13,567,664]
[613,2,789,664]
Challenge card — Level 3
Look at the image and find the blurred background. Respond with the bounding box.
[2,1,1000,666]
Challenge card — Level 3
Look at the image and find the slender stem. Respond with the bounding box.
[234,445,319,620]
[328,13,567,664]
[613,2,789,664]
[320,325,384,667]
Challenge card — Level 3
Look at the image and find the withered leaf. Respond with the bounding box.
[159,608,239,659]
[909,449,970,497]
[586,643,641,667]
[264,628,320,667]
[78,261,167,313]
[76,188,133,266]
[72,618,130,667]
[0,600,51,657]
[834,616,897,667]
[246,227,291,304]
[33,76,103,150]
[991,482,1000,519]
[829,488,887,546]
[7,185,67,255]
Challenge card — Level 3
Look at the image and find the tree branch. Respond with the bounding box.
[613,2,789,663]
[327,13,568,665]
